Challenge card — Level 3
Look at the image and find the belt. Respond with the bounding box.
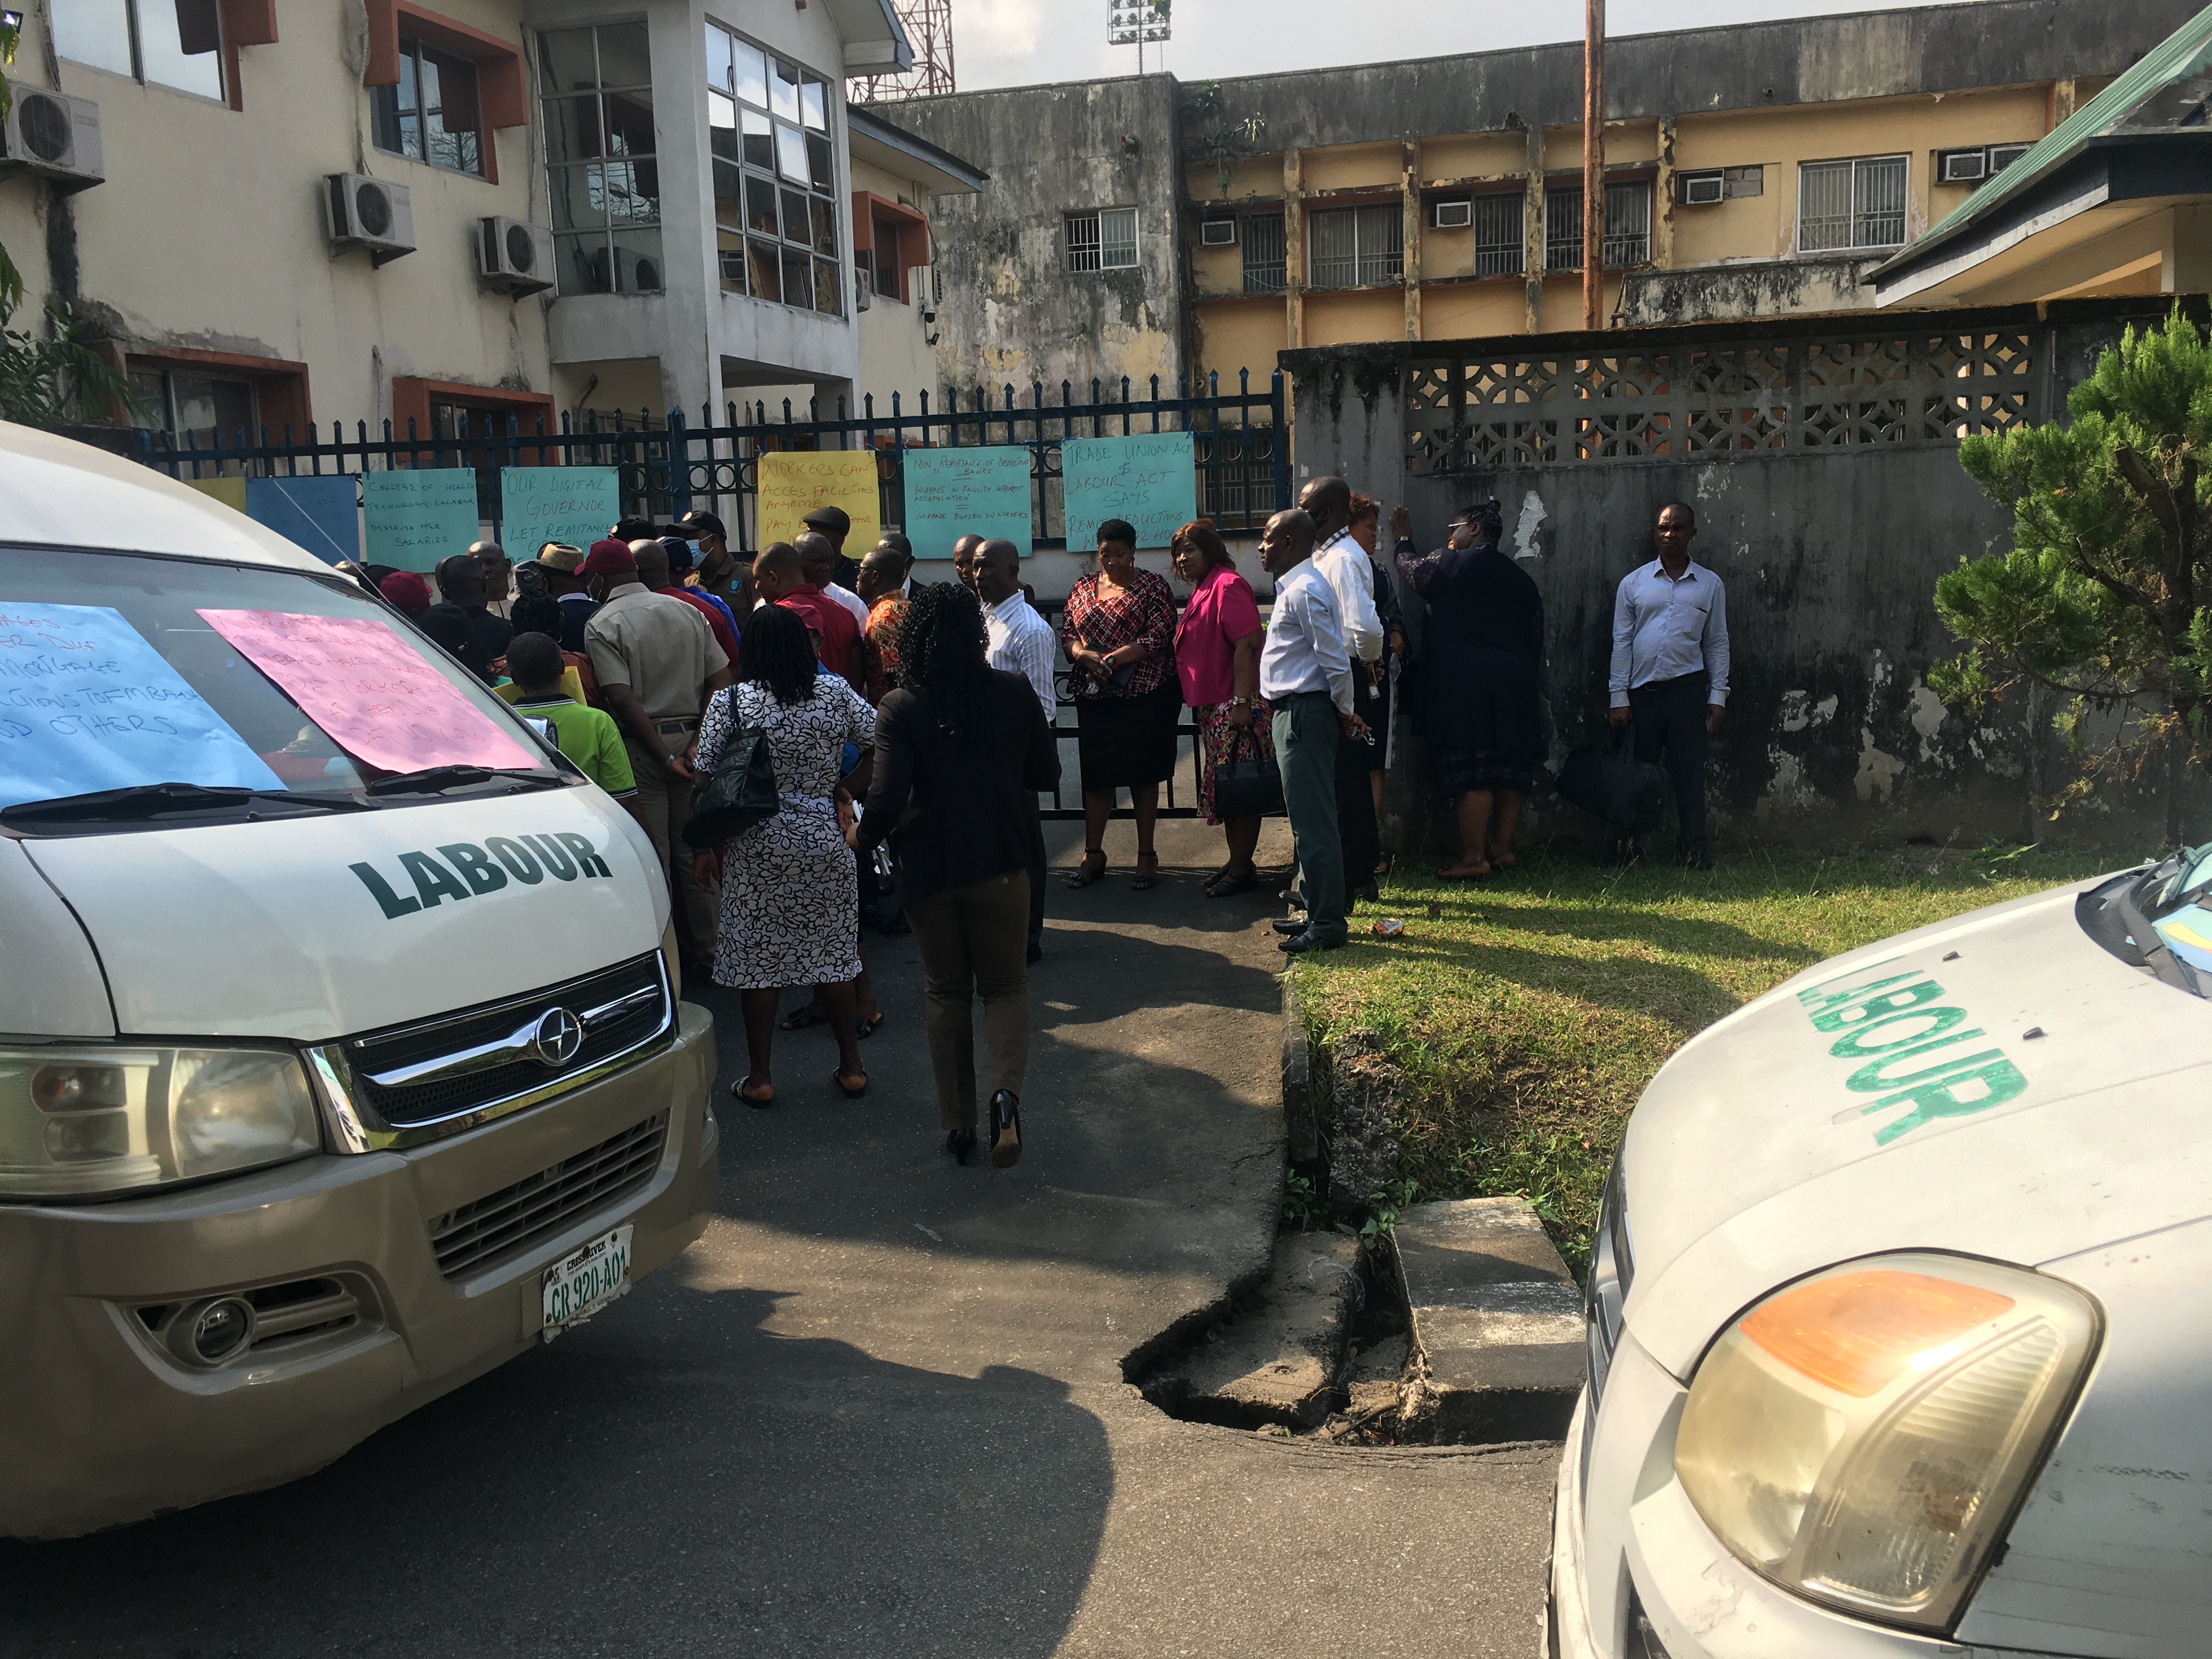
[651,716,702,733]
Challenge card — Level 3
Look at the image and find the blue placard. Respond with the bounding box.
[1059,432,1195,549]
[501,466,621,557]
[247,475,361,566]
[0,602,284,810]
[363,468,482,573]
[901,447,1034,557]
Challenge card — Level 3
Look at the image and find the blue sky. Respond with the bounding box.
[951,0,1989,90]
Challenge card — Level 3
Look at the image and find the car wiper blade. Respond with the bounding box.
[364,765,568,796]
[0,782,374,825]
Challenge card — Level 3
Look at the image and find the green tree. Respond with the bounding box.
[1932,306,2212,840]
[1,10,21,312]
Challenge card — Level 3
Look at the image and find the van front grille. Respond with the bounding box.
[428,1114,667,1279]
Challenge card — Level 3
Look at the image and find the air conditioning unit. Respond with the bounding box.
[911,266,935,322]
[477,216,555,295]
[1677,170,1725,205]
[1938,148,1988,184]
[854,271,872,311]
[1200,217,1238,246]
[0,89,103,190]
[1431,198,1471,228]
[325,173,415,264]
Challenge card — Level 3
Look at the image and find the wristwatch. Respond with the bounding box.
[1231,695,1253,707]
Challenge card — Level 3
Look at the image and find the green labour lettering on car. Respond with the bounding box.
[348,833,612,919]
[1796,958,2027,1146]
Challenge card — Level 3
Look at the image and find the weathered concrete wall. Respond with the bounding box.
[1617,257,1883,326]
[1288,299,2182,851]
[883,76,1186,398]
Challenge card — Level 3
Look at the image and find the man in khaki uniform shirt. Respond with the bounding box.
[580,539,732,969]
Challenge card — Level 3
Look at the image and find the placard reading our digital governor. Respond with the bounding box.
[0,602,282,810]
[756,450,882,552]
[363,468,482,573]
[501,466,620,557]
[1059,432,1195,549]
[901,447,1034,557]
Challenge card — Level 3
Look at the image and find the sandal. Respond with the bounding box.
[1205,868,1259,898]
[778,1005,831,1031]
[732,1075,775,1108]
[1063,850,1107,890]
[855,1009,885,1040]
[833,1068,868,1099]
[1132,851,1159,891]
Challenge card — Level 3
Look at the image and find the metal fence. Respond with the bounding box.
[133,370,1290,554]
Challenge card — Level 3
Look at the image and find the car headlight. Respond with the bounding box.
[1674,1252,2098,1633]
[0,1043,321,1199]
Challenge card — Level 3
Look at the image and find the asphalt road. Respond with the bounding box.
[0,821,1555,1658]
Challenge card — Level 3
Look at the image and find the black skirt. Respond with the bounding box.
[1075,679,1181,792]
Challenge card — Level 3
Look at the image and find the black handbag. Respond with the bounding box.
[1555,724,1669,837]
[1211,723,1284,819]
[682,696,781,848]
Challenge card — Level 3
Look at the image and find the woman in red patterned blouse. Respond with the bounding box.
[1059,517,1181,891]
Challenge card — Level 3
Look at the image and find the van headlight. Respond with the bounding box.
[0,1044,320,1199]
[1674,1252,2098,1633]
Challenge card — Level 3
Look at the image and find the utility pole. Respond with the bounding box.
[1582,0,1605,330]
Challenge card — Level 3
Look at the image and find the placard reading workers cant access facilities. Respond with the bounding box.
[901,447,1034,555]
[363,469,482,573]
[755,451,882,551]
[1059,432,1195,548]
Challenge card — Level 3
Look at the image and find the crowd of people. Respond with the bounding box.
[345,477,1731,1164]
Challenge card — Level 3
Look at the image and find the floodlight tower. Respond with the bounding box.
[1108,0,1170,75]
[849,0,956,102]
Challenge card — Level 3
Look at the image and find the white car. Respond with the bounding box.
[1549,857,2212,1657]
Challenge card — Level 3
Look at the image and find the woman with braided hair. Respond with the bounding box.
[853,582,1060,1167]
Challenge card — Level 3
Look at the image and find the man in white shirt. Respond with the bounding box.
[1259,508,1366,953]
[799,533,872,629]
[1299,476,1385,901]
[976,537,1056,961]
[1608,501,1730,868]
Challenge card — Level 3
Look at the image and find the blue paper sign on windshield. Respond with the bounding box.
[0,603,283,810]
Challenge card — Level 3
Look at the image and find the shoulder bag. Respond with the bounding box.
[682,690,781,848]
[1210,721,1284,820]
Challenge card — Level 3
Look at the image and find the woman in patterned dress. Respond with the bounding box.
[1169,520,1271,898]
[1059,517,1181,891]
[692,603,877,1106]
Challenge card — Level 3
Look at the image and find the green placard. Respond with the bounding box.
[901,447,1034,557]
[501,466,620,557]
[363,468,482,573]
[1059,432,1195,549]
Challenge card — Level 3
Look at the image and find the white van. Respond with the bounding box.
[0,425,718,1538]
[1549,855,2212,1657]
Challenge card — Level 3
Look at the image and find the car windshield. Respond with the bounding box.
[2077,844,2212,997]
[1,545,563,829]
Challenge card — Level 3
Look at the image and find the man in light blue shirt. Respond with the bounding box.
[1607,501,1729,868]
[1259,507,1366,952]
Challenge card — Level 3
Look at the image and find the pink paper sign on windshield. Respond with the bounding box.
[198,609,536,775]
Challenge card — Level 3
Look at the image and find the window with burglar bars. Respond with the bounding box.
[1472,193,1523,277]
[1544,182,1653,270]
[1798,155,1908,252]
[1308,204,1402,290]
[705,21,842,315]
[1242,213,1286,293]
[1065,208,1139,273]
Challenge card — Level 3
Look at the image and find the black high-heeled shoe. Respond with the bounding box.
[945,1126,976,1165]
[988,1090,1022,1169]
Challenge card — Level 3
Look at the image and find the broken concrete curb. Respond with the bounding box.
[1139,1233,1363,1430]
[1282,973,1317,1164]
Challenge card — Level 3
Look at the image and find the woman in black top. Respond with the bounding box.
[1393,500,1545,878]
[853,583,1060,1166]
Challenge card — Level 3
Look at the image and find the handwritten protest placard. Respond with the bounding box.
[757,450,882,551]
[901,447,1034,556]
[185,477,249,513]
[247,476,361,566]
[501,466,620,556]
[363,469,481,573]
[0,602,281,810]
[198,610,535,776]
[1059,432,1195,548]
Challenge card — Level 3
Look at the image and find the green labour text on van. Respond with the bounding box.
[1796,956,2029,1146]
[348,834,613,919]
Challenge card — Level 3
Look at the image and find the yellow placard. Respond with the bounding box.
[756,450,881,554]
[184,476,249,513]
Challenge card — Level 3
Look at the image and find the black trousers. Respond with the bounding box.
[1333,690,1381,888]
[1628,672,1711,859]
[1024,798,1046,953]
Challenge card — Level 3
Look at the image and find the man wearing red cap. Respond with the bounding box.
[581,537,732,969]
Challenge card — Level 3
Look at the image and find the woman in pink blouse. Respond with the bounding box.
[1171,520,1269,898]
[1060,518,1181,891]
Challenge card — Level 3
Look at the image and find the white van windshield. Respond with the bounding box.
[1,547,568,831]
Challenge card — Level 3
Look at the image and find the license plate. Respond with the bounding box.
[541,1224,633,1340]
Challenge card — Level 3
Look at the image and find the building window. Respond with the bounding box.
[128,365,255,454]
[1241,213,1285,294]
[1471,193,1523,278]
[53,0,224,101]
[1799,155,1908,252]
[1543,180,1652,270]
[1308,203,1401,290]
[1065,208,1138,274]
[707,22,839,315]
[540,21,662,295]
[371,38,483,176]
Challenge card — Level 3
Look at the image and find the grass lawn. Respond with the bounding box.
[1289,842,2129,1274]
